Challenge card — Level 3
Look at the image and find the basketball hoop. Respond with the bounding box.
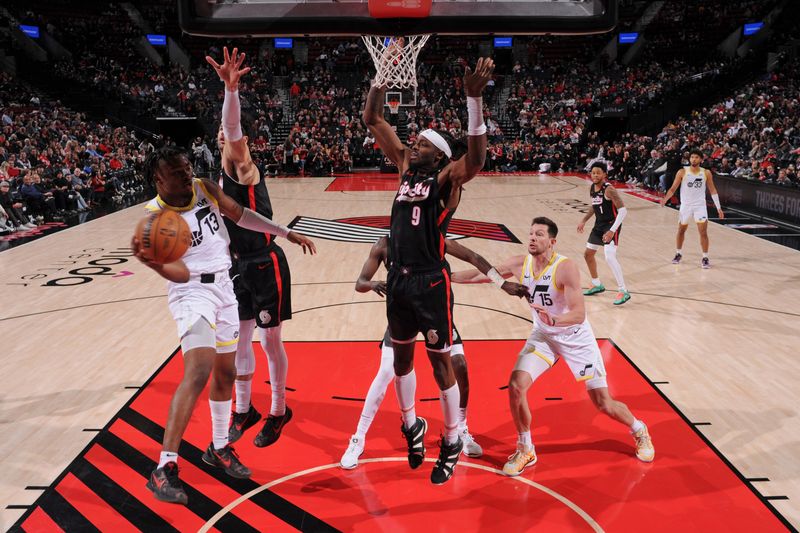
[388,100,401,115]
[362,35,431,90]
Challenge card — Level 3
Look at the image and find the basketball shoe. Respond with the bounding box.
[502,444,537,477]
[613,291,631,305]
[701,257,711,269]
[672,253,682,264]
[228,404,262,444]
[583,284,606,296]
[460,428,483,458]
[431,436,464,485]
[202,444,252,478]
[147,462,188,505]
[400,417,427,469]
[254,406,293,447]
[340,435,365,469]
[633,425,655,462]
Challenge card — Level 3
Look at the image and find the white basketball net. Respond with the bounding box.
[362,35,431,89]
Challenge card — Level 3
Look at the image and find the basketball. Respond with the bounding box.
[134,210,192,264]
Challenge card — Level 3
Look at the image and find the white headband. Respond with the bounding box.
[419,129,452,159]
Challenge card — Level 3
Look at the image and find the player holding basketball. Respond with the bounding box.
[451,217,654,477]
[660,148,724,268]
[133,147,315,505]
[340,236,528,469]
[577,162,630,305]
[363,49,494,484]
[205,47,297,448]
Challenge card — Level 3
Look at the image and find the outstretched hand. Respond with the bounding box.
[287,231,317,255]
[464,57,495,97]
[502,281,529,298]
[206,47,251,91]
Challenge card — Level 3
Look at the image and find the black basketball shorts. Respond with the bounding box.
[231,245,292,328]
[386,266,453,352]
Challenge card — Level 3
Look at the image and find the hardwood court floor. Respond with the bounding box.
[1,173,798,529]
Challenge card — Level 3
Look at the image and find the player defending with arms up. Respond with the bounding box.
[452,217,654,477]
[363,52,494,484]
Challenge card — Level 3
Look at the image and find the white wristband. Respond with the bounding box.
[467,96,485,136]
[711,194,721,210]
[487,267,505,287]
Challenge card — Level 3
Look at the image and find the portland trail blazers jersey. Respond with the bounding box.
[389,169,453,269]
[590,181,616,226]
[220,171,277,258]
[145,178,231,278]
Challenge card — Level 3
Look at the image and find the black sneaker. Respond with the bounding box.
[400,417,427,469]
[672,253,682,264]
[228,404,262,444]
[146,462,188,505]
[701,257,711,269]
[431,437,464,485]
[201,443,252,478]
[254,406,293,448]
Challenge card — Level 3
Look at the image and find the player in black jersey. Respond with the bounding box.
[207,47,316,449]
[363,54,495,484]
[577,162,630,305]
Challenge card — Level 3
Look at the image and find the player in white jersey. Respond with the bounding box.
[339,236,528,469]
[132,146,315,505]
[451,216,654,477]
[660,149,724,268]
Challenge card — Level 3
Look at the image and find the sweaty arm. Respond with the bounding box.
[355,236,388,296]
[446,240,528,297]
[363,84,408,175]
[200,178,317,254]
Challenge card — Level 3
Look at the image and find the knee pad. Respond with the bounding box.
[180,317,216,354]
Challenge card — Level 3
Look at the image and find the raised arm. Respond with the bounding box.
[355,236,388,296]
[200,178,317,254]
[660,168,685,206]
[444,57,495,187]
[363,84,408,175]
[206,47,260,185]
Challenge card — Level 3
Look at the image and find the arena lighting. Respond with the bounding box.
[147,34,167,46]
[19,25,40,38]
[743,22,763,36]
[618,32,638,44]
[274,37,293,49]
[493,37,513,48]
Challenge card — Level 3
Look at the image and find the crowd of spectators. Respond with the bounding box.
[0,73,152,234]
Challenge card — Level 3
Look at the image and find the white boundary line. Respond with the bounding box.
[199,457,603,532]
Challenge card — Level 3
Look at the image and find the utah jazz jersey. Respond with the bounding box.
[145,178,231,277]
[389,169,453,270]
[520,252,585,334]
[220,171,276,258]
[590,181,616,227]
[680,166,707,206]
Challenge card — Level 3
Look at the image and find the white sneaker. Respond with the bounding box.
[339,435,364,469]
[460,428,483,458]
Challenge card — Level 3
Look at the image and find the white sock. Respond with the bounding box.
[604,243,627,292]
[234,379,252,414]
[518,431,533,448]
[356,347,395,440]
[676,249,682,255]
[630,419,645,434]
[702,252,709,259]
[261,325,288,416]
[209,399,232,450]
[158,451,178,468]
[395,369,417,429]
[591,278,602,287]
[457,407,468,432]
[439,383,460,445]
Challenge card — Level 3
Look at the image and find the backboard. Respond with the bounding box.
[178,0,617,37]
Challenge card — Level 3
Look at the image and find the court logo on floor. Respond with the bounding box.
[287,215,520,243]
